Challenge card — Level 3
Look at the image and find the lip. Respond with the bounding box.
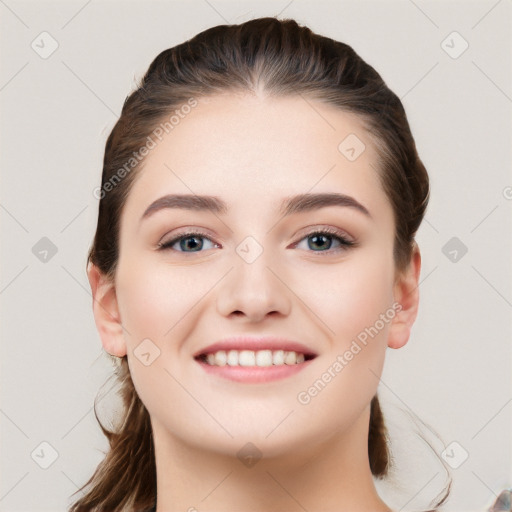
[196,358,316,383]
[193,336,318,384]
[193,336,318,358]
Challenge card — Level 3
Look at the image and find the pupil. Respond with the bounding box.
[309,234,331,251]
[181,236,202,251]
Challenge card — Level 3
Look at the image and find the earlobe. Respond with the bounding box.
[387,244,422,350]
[87,262,127,357]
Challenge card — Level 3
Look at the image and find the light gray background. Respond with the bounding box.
[1,1,511,511]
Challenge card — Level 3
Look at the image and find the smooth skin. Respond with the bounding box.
[88,91,421,512]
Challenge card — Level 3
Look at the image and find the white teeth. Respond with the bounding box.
[256,350,273,367]
[227,350,238,366]
[214,350,227,366]
[202,349,310,367]
[272,350,284,365]
[284,351,296,365]
[238,350,255,366]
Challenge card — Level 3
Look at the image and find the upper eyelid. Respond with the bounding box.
[295,225,353,240]
[158,230,216,249]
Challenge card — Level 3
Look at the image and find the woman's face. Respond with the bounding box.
[97,93,417,458]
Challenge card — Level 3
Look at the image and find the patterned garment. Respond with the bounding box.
[489,489,512,511]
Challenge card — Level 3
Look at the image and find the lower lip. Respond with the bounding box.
[195,359,316,383]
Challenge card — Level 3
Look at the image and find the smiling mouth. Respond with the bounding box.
[195,349,317,367]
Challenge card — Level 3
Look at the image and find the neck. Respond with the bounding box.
[152,408,392,512]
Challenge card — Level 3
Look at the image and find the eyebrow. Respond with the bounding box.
[140,192,371,222]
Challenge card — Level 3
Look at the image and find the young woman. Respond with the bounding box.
[70,16,451,512]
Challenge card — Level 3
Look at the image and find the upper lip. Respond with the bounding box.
[193,336,318,358]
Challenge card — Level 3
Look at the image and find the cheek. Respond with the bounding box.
[116,258,211,342]
[292,254,395,435]
[114,259,211,419]
[301,249,396,346]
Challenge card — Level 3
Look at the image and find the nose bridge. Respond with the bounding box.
[216,235,290,320]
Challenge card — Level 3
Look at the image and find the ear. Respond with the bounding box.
[87,262,127,357]
[387,243,422,350]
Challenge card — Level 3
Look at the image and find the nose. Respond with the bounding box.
[216,248,292,323]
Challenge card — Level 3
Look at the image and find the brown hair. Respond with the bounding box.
[70,16,447,511]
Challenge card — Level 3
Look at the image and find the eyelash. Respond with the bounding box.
[157,227,356,255]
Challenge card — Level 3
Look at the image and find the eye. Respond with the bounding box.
[157,231,219,252]
[293,227,355,254]
[157,227,355,254]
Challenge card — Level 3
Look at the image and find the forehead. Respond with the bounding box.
[122,93,391,222]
